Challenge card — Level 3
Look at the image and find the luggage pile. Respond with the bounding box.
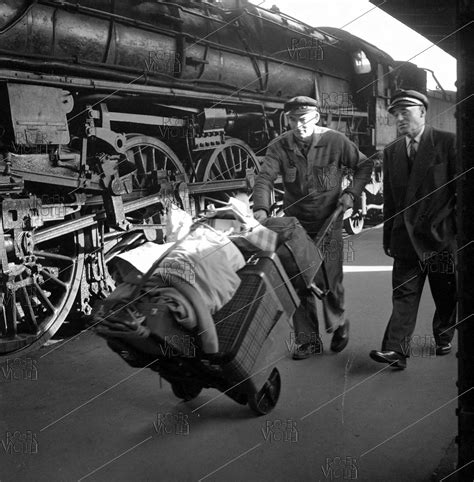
[93,203,300,415]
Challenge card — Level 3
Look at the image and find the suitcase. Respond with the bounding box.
[214,251,299,383]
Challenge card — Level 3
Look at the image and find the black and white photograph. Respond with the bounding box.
[0,0,472,480]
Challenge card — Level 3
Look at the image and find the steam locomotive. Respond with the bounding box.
[0,0,454,357]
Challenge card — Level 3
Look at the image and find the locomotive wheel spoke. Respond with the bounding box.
[138,147,147,173]
[231,147,240,172]
[0,231,85,358]
[211,161,225,180]
[127,146,146,187]
[152,148,157,170]
[146,147,156,172]
[39,269,68,290]
[33,250,75,262]
[19,287,38,331]
[5,291,17,336]
[222,151,233,177]
[33,283,55,314]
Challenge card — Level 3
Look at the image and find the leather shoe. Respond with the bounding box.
[369,350,407,369]
[292,340,323,360]
[330,319,350,353]
[435,343,452,356]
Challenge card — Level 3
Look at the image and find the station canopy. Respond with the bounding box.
[369,0,457,58]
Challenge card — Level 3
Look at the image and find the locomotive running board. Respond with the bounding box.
[0,69,284,109]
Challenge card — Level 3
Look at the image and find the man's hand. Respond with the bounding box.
[384,246,393,257]
[338,192,354,212]
[253,209,268,222]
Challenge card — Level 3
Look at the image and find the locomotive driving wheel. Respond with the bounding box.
[194,138,260,208]
[0,228,85,358]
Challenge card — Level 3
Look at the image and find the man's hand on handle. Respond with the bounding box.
[384,246,393,257]
[338,192,354,212]
[253,209,268,222]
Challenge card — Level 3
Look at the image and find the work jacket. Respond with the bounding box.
[253,128,373,232]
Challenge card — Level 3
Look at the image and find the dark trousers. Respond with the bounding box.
[293,220,345,344]
[382,254,456,355]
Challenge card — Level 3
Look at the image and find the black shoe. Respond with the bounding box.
[369,350,407,369]
[330,320,350,353]
[292,340,323,360]
[435,343,452,356]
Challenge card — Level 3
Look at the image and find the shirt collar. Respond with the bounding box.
[405,125,425,149]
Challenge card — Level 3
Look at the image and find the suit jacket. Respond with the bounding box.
[253,128,373,233]
[383,126,456,260]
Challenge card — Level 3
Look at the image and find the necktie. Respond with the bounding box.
[408,139,416,164]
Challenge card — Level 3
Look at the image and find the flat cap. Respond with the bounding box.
[284,96,319,115]
[388,90,429,113]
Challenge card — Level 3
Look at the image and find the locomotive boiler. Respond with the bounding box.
[0,0,437,357]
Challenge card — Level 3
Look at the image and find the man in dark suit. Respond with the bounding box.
[370,90,457,370]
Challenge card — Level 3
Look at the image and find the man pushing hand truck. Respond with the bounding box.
[253,96,373,359]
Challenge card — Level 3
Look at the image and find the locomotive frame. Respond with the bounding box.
[0,0,453,357]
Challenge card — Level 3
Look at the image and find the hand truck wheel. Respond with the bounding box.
[171,381,202,401]
[248,367,281,416]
